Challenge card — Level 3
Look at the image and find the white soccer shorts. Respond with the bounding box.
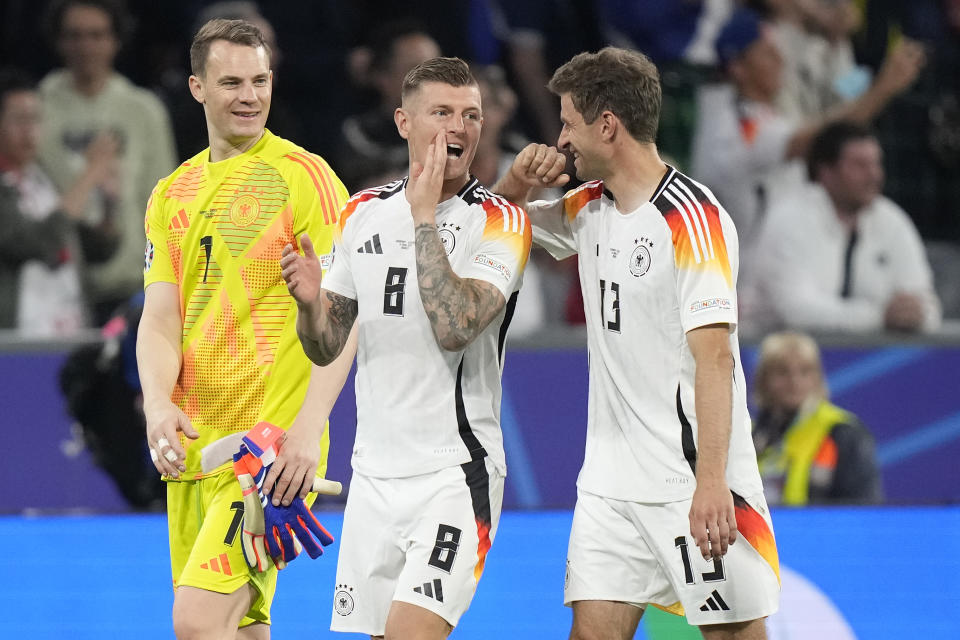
[564,488,780,626]
[330,457,504,635]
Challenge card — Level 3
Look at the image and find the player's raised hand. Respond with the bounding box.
[875,37,925,97]
[144,399,199,478]
[689,479,738,561]
[406,130,447,224]
[281,232,323,307]
[514,143,569,188]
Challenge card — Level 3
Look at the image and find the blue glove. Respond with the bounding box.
[264,498,335,562]
[243,422,335,564]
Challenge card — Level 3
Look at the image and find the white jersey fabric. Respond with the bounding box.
[323,176,531,478]
[528,168,763,503]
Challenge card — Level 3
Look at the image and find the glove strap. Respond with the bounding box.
[245,421,284,465]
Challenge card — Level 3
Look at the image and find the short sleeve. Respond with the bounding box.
[528,196,577,260]
[288,152,350,276]
[320,198,358,301]
[459,198,533,298]
[660,187,738,332]
[143,179,176,287]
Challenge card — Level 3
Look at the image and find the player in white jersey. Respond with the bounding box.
[280,57,531,639]
[495,47,779,639]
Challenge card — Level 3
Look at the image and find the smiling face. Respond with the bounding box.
[558,93,605,180]
[189,40,271,158]
[396,81,483,184]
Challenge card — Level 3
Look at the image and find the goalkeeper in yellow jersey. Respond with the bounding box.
[136,18,356,639]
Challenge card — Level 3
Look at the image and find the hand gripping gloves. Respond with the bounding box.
[231,421,335,570]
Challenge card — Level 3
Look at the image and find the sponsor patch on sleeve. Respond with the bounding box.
[689,297,732,314]
[473,254,512,282]
[320,253,333,271]
[144,240,154,273]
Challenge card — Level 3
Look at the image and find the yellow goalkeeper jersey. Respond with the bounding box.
[143,130,348,479]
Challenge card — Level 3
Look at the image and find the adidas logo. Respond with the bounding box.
[199,552,233,576]
[413,578,444,603]
[357,233,383,254]
[699,589,730,612]
[168,208,190,230]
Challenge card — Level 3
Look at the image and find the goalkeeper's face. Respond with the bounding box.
[191,40,272,149]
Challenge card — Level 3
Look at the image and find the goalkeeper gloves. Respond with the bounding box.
[263,495,335,562]
[231,446,271,572]
[239,422,336,566]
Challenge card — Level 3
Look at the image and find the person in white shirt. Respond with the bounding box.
[691,7,924,261]
[280,57,531,639]
[746,121,941,334]
[496,47,778,640]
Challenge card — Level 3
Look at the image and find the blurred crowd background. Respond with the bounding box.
[2,0,959,512]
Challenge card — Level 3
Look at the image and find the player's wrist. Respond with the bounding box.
[411,208,437,226]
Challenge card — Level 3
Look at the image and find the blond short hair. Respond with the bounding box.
[753,331,828,409]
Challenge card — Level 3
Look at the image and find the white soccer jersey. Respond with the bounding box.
[323,177,531,478]
[529,168,763,503]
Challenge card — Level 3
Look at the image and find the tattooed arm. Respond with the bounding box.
[415,222,506,351]
[297,290,358,366]
[280,233,358,366]
[407,131,506,351]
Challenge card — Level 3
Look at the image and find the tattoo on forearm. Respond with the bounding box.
[414,223,504,349]
[299,291,357,365]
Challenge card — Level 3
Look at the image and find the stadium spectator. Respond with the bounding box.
[857,0,960,244]
[39,0,176,325]
[0,67,118,335]
[752,331,883,505]
[492,0,604,147]
[746,121,942,334]
[334,20,440,191]
[691,7,924,258]
[597,0,736,168]
[762,0,864,122]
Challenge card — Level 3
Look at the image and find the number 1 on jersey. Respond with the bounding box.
[200,235,213,283]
